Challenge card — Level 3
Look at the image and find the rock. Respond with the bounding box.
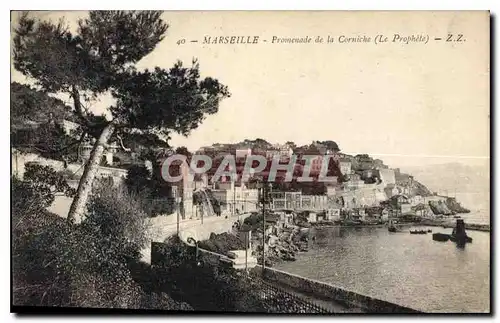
[445,198,471,214]
[429,201,454,215]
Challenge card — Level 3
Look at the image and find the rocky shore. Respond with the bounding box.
[197,215,311,267]
[252,226,310,266]
[428,198,471,216]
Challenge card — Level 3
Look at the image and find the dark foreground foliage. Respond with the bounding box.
[12,167,192,310]
[153,236,269,312]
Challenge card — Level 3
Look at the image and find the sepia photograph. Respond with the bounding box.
[10,10,490,314]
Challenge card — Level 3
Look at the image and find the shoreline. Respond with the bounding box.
[310,221,490,232]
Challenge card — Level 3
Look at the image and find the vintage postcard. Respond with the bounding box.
[10,10,490,314]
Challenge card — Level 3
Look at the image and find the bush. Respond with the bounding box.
[82,183,149,265]
[125,164,152,195]
[153,237,267,312]
[12,175,191,310]
[12,164,75,217]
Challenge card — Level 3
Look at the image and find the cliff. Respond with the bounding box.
[445,198,471,214]
[428,200,454,216]
[394,170,433,197]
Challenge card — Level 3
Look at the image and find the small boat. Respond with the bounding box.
[344,219,362,226]
[453,215,461,219]
[410,230,427,235]
[432,233,450,242]
[388,219,401,233]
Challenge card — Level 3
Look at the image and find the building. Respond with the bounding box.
[265,143,293,160]
[362,169,375,179]
[387,194,412,216]
[344,173,365,191]
[307,212,317,223]
[235,147,252,158]
[381,208,390,221]
[409,195,425,206]
[167,160,195,219]
[401,204,413,215]
[326,181,341,196]
[310,155,324,174]
[80,143,119,166]
[378,168,396,187]
[339,159,352,175]
[326,202,342,221]
[276,143,294,157]
[358,208,366,220]
[12,149,127,184]
[212,181,259,215]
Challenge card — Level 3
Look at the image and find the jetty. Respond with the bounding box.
[431,219,473,244]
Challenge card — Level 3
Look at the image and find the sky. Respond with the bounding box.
[10,11,490,169]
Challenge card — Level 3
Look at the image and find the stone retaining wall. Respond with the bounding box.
[143,213,252,263]
[254,266,422,313]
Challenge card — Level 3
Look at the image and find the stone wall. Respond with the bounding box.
[254,266,421,313]
[12,150,127,180]
[143,213,253,263]
[378,168,396,186]
[339,184,388,208]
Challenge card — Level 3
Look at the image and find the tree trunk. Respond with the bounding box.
[67,123,115,224]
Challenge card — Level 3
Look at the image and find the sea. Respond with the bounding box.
[275,212,490,313]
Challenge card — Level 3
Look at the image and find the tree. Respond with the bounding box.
[13,11,230,223]
[11,82,85,162]
[284,141,296,149]
[175,146,192,158]
[12,164,76,217]
[317,140,340,152]
[10,82,76,130]
[125,164,152,195]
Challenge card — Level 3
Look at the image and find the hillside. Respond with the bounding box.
[11,82,76,128]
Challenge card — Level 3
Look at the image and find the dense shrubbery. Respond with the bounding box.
[12,164,76,215]
[154,236,267,312]
[12,122,81,162]
[243,213,264,227]
[125,164,175,217]
[197,232,247,256]
[12,166,192,310]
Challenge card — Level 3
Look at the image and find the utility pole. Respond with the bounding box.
[245,231,249,272]
[176,197,180,236]
[233,179,236,216]
[201,191,204,224]
[261,183,266,271]
[260,181,273,272]
[14,149,19,177]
